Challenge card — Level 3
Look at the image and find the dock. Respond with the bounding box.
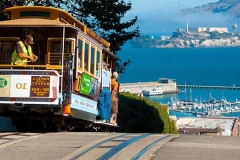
[120,78,179,94]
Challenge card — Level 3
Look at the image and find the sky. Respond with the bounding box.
[123,0,239,35]
[128,0,219,13]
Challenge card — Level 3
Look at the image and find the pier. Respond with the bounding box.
[177,85,240,90]
[119,78,179,94]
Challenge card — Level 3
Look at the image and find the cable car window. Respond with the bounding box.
[90,47,95,75]
[78,39,83,69]
[48,39,73,65]
[96,50,101,78]
[49,40,71,53]
[84,43,89,71]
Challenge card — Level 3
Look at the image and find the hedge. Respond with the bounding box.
[117,92,178,134]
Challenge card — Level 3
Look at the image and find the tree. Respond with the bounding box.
[0,0,139,73]
[0,1,34,20]
[0,0,62,20]
[0,1,13,20]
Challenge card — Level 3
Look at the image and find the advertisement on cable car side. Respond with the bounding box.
[0,70,60,104]
[79,73,97,97]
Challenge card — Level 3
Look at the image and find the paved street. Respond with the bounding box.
[0,132,177,160]
[1,132,240,160]
[153,135,240,160]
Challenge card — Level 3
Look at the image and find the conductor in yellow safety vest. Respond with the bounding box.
[11,35,38,65]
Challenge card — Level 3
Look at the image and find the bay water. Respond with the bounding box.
[117,47,240,117]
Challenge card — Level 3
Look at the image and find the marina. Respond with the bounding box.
[144,86,240,118]
[167,92,240,118]
[166,83,240,117]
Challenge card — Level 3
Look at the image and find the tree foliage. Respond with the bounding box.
[0,0,56,20]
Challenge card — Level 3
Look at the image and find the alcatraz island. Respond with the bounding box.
[130,23,240,48]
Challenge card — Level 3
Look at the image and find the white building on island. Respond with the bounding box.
[188,27,228,33]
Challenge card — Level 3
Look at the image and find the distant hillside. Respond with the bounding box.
[182,0,240,17]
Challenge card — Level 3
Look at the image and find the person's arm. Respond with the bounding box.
[17,52,36,62]
[109,74,111,89]
[17,52,33,59]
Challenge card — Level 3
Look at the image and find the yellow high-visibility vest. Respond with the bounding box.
[11,41,33,65]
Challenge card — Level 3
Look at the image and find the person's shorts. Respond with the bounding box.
[111,101,118,114]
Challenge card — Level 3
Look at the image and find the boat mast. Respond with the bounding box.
[190,88,192,101]
[184,82,187,100]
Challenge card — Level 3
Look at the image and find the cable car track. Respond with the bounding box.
[64,133,177,160]
[0,132,178,159]
[0,132,46,148]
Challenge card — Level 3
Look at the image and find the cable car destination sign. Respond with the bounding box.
[0,70,60,104]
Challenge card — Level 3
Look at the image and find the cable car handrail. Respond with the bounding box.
[0,64,63,69]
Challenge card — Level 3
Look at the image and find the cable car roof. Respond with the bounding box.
[0,18,72,27]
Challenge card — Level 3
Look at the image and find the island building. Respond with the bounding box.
[160,36,171,40]
[119,78,179,94]
[172,25,231,40]
[185,21,229,33]
[188,27,229,33]
[172,117,239,136]
[172,22,230,39]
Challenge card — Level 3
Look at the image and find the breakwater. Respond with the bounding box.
[177,85,240,90]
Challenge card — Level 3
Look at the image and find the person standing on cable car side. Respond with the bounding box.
[96,62,111,123]
[11,35,38,66]
[110,72,119,126]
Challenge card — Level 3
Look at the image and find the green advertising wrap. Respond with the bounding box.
[80,73,97,97]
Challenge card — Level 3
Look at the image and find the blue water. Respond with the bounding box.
[118,47,240,117]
